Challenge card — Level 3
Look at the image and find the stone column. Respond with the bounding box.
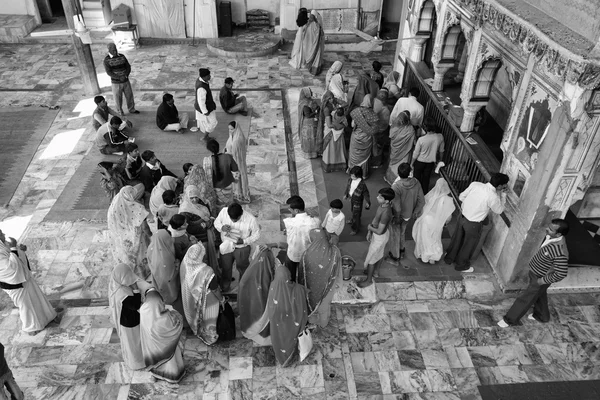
[460,102,486,132]
[409,35,430,62]
[432,62,453,91]
[454,45,468,83]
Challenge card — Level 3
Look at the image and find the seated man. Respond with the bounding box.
[92,95,132,131]
[139,150,177,194]
[156,93,189,133]
[219,77,248,116]
[95,116,134,155]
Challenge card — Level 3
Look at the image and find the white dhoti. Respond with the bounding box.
[364,230,390,267]
[195,111,218,134]
[4,279,57,333]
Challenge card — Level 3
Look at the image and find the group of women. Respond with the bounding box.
[289,8,325,76]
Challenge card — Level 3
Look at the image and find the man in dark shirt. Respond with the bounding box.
[122,142,143,182]
[95,116,134,155]
[219,77,248,116]
[156,93,189,133]
[103,42,139,115]
[0,342,24,400]
[139,150,177,195]
[92,95,126,131]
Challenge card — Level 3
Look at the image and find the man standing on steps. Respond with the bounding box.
[194,68,218,141]
[103,43,139,116]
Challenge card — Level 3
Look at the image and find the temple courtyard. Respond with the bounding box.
[1,42,600,400]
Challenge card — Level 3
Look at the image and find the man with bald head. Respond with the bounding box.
[103,42,139,116]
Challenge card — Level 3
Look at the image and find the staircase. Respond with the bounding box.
[81,0,105,28]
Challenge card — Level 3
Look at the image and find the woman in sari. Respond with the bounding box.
[385,111,415,185]
[204,139,238,212]
[184,164,217,217]
[266,264,308,367]
[372,89,392,168]
[140,288,185,383]
[225,121,250,203]
[302,11,325,75]
[298,87,321,158]
[107,185,151,279]
[239,246,277,345]
[180,243,221,345]
[320,91,348,172]
[0,231,57,335]
[298,229,342,328]
[383,71,402,101]
[348,95,380,180]
[109,263,150,371]
[149,176,178,219]
[146,230,179,306]
[350,72,379,113]
[289,8,309,69]
[329,74,348,105]
[325,61,343,92]
[412,178,456,264]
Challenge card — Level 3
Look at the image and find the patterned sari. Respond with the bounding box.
[320,91,348,172]
[298,87,321,158]
[146,230,179,305]
[184,164,218,217]
[225,123,250,203]
[302,11,325,75]
[348,96,380,179]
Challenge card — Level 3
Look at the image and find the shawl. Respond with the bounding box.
[146,229,178,305]
[350,96,380,136]
[298,87,314,136]
[149,176,178,217]
[325,61,343,90]
[140,290,183,369]
[329,74,347,103]
[0,240,27,285]
[298,229,341,316]
[351,73,379,109]
[225,123,250,201]
[389,122,416,165]
[107,186,149,242]
[184,164,217,217]
[266,265,308,366]
[239,248,277,339]
[109,263,143,330]
[179,185,211,221]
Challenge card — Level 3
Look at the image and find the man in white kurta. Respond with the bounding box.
[283,196,320,282]
[193,67,218,141]
[0,230,57,334]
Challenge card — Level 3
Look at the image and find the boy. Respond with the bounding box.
[168,214,196,262]
[283,196,320,281]
[358,187,395,288]
[322,199,345,245]
[344,166,371,235]
[157,190,179,230]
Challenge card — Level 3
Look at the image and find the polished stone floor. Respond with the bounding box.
[1,43,599,400]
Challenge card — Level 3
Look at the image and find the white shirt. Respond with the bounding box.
[322,209,345,236]
[459,182,505,222]
[214,207,261,248]
[284,212,320,262]
[541,235,562,249]
[196,77,208,114]
[389,95,424,127]
[349,178,361,196]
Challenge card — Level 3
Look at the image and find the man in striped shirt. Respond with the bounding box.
[498,219,569,327]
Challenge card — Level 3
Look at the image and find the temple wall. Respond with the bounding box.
[524,0,600,43]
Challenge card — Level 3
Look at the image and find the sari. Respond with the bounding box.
[350,73,379,112]
[0,242,56,333]
[225,123,250,203]
[180,185,211,221]
[266,265,308,367]
[140,290,185,383]
[383,71,402,98]
[298,87,321,158]
[412,179,456,263]
[298,229,342,328]
[107,185,151,279]
[289,25,306,69]
[325,61,343,91]
[109,263,144,370]
[180,243,220,345]
[372,97,391,168]
[320,91,347,172]
[184,164,218,218]
[348,96,380,179]
[149,176,178,218]
[302,11,325,75]
[239,247,277,344]
[329,74,348,104]
[386,119,415,184]
[147,230,179,305]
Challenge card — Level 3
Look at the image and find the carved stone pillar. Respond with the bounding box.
[409,35,430,62]
[460,101,486,132]
[454,45,469,83]
[432,62,454,91]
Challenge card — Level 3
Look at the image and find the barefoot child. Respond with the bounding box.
[344,166,371,235]
[321,199,345,245]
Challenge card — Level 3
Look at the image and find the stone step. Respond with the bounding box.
[82,0,102,9]
[82,9,105,27]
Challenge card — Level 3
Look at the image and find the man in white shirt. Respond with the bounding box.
[214,203,261,292]
[193,68,218,141]
[444,173,509,272]
[389,87,424,128]
[283,196,320,281]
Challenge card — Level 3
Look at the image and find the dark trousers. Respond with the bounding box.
[504,271,551,325]
[285,255,299,282]
[350,202,363,233]
[220,245,251,290]
[444,215,482,270]
[413,160,435,194]
[111,80,136,113]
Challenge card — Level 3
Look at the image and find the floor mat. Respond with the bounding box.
[478,380,600,400]
[44,110,251,222]
[0,107,59,206]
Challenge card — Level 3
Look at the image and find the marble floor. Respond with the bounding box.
[0,42,599,400]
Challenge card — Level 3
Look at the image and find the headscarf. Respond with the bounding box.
[179,185,211,221]
[0,240,27,285]
[298,87,314,136]
[383,71,401,97]
[325,61,343,91]
[350,95,380,135]
[108,186,148,234]
[146,229,178,305]
[225,123,250,202]
[298,229,341,316]
[109,263,143,330]
[239,247,277,340]
[140,289,183,369]
[351,73,379,109]
[329,74,347,103]
[184,164,217,217]
[389,111,415,165]
[422,178,454,218]
[149,176,178,217]
[303,11,325,75]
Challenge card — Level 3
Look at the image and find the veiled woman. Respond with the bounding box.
[180,243,221,345]
[107,185,151,279]
[140,288,185,383]
[372,89,392,168]
[225,121,250,203]
[266,264,308,367]
[298,87,321,158]
[239,246,277,345]
[184,164,218,218]
[298,229,342,328]
[383,71,402,100]
[348,95,380,180]
[329,74,348,105]
[385,111,415,184]
[320,91,347,172]
[350,72,379,113]
[302,10,325,75]
[149,176,178,219]
[289,8,309,69]
[412,178,456,263]
[325,61,343,93]
[109,263,149,371]
[146,230,179,306]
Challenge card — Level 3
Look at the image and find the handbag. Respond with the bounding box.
[217,300,236,342]
[297,328,313,362]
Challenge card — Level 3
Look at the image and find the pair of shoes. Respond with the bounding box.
[239,111,248,116]
[349,231,357,236]
[497,319,509,328]
[130,110,140,114]
[460,267,474,273]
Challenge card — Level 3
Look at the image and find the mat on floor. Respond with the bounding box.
[478,380,600,400]
[0,107,59,206]
[43,110,251,222]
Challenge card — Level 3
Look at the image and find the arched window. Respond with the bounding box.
[472,58,502,100]
[417,1,436,34]
[440,25,462,62]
